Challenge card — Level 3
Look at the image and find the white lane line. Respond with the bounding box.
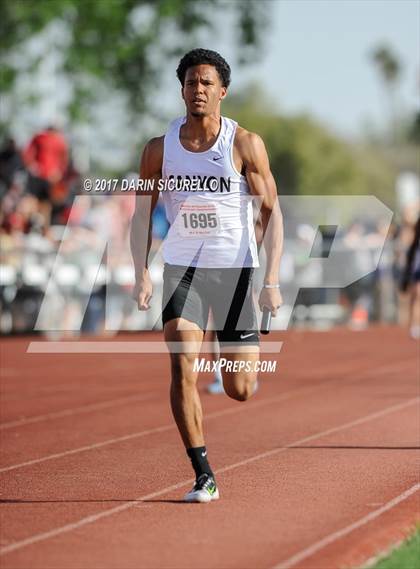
[0,393,155,430]
[273,483,420,569]
[0,380,328,473]
[0,397,417,556]
[0,478,196,556]
[0,423,173,474]
[208,398,420,476]
[0,361,415,473]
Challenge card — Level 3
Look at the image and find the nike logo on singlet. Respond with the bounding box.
[240,333,256,340]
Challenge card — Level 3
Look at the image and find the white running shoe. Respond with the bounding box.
[184,473,220,503]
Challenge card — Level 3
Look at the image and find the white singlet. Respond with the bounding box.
[161,115,259,268]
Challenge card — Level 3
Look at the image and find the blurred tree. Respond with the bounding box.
[370,44,402,144]
[224,85,395,204]
[0,0,269,123]
[407,111,420,145]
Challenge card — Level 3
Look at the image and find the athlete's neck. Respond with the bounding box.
[182,113,222,143]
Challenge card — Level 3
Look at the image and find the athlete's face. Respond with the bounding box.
[182,64,227,117]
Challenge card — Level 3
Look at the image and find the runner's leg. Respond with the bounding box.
[164,318,205,448]
[219,345,260,401]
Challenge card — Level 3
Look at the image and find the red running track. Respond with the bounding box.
[0,326,419,568]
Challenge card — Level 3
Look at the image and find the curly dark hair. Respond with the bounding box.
[176,48,231,88]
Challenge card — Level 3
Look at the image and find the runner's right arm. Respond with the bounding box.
[130,136,163,310]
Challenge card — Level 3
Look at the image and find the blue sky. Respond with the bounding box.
[105,0,420,167]
[229,0,419,136]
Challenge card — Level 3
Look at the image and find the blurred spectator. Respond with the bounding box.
[394,207,418,326]
[151,199,169,246]
[49,159,81,225]
[0,138,24,198]
[23,125,68,184]
[400,216,420,339]
[372,219,396,323]
[342,222,376,329]
[21,125,77,227]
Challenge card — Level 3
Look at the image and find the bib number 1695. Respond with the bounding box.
[181,212,217,230]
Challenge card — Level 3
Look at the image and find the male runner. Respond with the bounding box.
[131,49,283,502]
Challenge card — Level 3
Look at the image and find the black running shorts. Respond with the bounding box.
[162,264,260,347]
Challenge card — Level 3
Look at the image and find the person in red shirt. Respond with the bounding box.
[23,126,68,183]
[23,126,71,227]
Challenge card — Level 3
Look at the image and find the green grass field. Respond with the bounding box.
[370,527,420,569]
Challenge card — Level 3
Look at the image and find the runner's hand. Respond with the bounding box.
[258,287,283,317]
[132,272,153,310]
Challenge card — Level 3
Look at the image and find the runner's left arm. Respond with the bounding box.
[240,132,284,315]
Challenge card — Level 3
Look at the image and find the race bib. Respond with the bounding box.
[177,201,220,238]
